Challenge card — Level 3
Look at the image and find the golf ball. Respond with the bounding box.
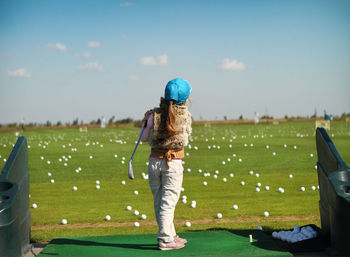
[48,172,52,176]
[256,187,260,192]
[265,186,270,190]
[134,190,139,195]
[289,174,293,178]
[264,211,269,217]
[257,182,261,187]
[185,221,191,227]
[96,185,100,189]
[240,181,245,186]
[105,215,111,221]
[126,206,132,211]
[217,213,223,219]
[50,179,55,183]
[96,180,100,185]
[89,156,93,159]
[134,222,140,227]
[134,210,139,216]
[249,171,254,175]
[72,186,77,191]
[203,181,207,186]
[230,173,234,177]
[300,187,305,191]
[232,204,238,210]
[61,219,67,225]
[121,180,126,185]
[141,214,147,220]
[32,203,37,209]
[223,178,227,182]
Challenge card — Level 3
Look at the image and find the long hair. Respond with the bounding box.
[166,100,177,134]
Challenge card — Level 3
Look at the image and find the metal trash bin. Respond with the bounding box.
[316,127,350,256]
[0,136,30,257]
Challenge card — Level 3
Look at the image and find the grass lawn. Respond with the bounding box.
[0,120,349,242]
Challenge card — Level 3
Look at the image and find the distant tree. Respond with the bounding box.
[224,116,227,120]
[72,118,79,126]
[96,118,101,124]
[239,114,243,120]
[108,116,115,124]
[115,118,133,124]
[284,115,288,119]
[46,121,52,127]
[7,123,17,127]
[56,121,62,126]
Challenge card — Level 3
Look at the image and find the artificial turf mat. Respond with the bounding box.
[38,230,293,257]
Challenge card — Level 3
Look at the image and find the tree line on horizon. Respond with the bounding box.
[1,112,350,129]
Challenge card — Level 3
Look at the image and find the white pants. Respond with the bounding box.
[148,158,184,243]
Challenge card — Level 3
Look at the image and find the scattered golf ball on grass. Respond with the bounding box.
[72,186,77,191]
[134,222,140,227]
[232,204,238,210]
[264,211,269,217]
[185,221,191,227]
[61,219,67,225]
[32,203,37,209]
[216,213,222,219]
[96,185,100,189]
[134,190,139,195]
[105,215,111,221]
[141,214,147,220]
[126,206,132,211]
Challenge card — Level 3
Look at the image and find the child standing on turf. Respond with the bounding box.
[140,78,192,250]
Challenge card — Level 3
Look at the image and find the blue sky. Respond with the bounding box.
[1,0,349,124]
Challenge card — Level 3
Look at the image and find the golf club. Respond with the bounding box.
[128,120,148,179]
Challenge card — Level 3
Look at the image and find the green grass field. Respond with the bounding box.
[0,121,349,242]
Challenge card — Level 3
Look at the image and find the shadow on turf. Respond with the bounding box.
[40,238,158,255]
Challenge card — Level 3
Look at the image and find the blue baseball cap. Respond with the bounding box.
[165,78,192,104]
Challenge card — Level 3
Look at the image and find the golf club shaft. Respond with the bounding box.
[128,120,148,179]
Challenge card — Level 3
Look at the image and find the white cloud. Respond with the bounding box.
[47,42,67,52]
[78,62,104,72]
[87,41,101,48]
[139,55,168,66]
[8,68,32,78]
[128,75,139,81]
[219,58,246,71]
[120,2,133,7]
[120,34,128,39]
[74,52,92,58]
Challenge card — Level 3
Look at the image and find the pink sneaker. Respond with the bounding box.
[158,240,185,251]
[174,235,187,244]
